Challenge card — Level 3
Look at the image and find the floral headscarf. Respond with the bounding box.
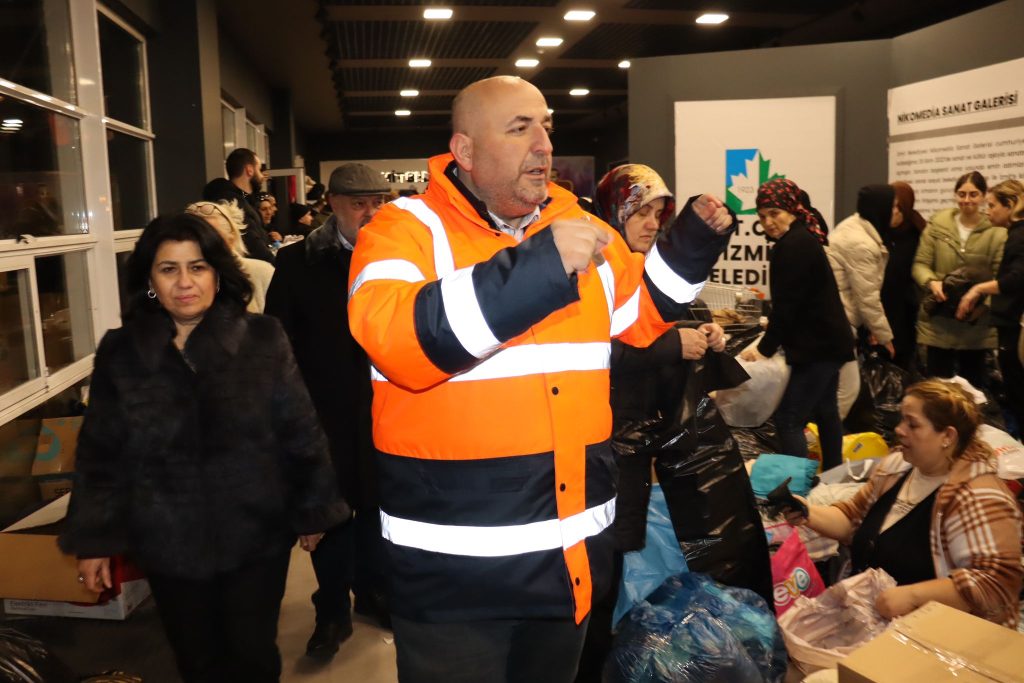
[755,178,828,245]
[594,164,675,236]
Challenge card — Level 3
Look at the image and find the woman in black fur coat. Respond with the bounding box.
[59,213,349,683]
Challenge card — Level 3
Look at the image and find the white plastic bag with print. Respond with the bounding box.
[778,567,896,674]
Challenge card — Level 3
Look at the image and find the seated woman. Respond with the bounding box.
[787,379,1022,626]
[186,200,275,313]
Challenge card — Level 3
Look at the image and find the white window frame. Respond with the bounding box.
[98,3,157,237]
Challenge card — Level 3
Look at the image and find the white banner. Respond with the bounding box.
[888,58,1024,137]
[887,58,1024,219]
[675,97,836,293]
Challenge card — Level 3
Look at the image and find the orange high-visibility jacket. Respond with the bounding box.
[348,154,732,624]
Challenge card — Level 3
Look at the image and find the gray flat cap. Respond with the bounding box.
[328,163,390,196]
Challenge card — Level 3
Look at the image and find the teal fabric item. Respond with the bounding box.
[749,454,819,498]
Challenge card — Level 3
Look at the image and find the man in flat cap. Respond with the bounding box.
[265,162,392,659]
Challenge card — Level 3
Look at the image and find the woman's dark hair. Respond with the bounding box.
[123,212,253,321]
[955,171,987,194]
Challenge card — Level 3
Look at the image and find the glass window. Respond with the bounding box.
[0,98,86,239]
[0,0,76,104]
[35,251,94,374]
[107,129,151,230]
[0,267,42,395]
[97,11,145,129]
[246,121,258,152]
[222,104,236,156]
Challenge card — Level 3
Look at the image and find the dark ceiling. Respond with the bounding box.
[217,0,1004,135]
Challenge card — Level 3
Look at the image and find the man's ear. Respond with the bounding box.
[450,133,473,171]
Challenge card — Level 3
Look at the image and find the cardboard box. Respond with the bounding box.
[0,494,149,620]
[838,601,1024,683]
[32,416,82,502]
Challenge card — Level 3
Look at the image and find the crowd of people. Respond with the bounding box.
[56,75,1023,683]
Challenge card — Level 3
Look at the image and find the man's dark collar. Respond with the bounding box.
[444,160,551,231]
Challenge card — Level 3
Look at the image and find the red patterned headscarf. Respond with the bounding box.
[594,164,675,237]
[756,178,827,245]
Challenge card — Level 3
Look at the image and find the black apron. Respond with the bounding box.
[850,469,939,585]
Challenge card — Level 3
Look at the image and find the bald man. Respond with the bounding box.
[347,76,735,683]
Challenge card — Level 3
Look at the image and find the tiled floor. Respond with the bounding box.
[278,547,398,682]
[5,547,807,681]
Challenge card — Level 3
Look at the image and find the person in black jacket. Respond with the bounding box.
[881,181,927,370]
[59,213,348,683]
[957,179,1024,428]
[264,163,390,659]
[575,164,727,683]
[202,148,275,264]
[741,178,854,471]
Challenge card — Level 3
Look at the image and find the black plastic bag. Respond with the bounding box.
[0,628,76,683]
[843,350,910,442]
[650,370,773,606]
[605,573,786,683]
[723,324,763,357]
[730,420,781,461]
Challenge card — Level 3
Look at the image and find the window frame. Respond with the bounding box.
[97,2,157,234]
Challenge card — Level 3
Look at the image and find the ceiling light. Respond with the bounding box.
[618,60,631,69]
[564,10,595,21]
[2,118,24,127]
[515,58,539,68]
[547,108,554,115]
[536,37,563,47]
[400,89,420,97]
[395,109,411,116]
[408,59,432,68]
[696,13,729,24]
[422,8,453,20]
[569,88,589,96]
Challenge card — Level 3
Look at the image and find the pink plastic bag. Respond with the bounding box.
[771,530,825,616]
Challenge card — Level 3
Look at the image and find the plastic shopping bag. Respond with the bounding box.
[605,573,787,683]
[770,531,825,616]
[613,485,688,626]
[715,354,791,428]
[778,567,896,673]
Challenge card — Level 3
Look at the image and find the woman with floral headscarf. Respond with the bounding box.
[740,178,854,471]
[576,164,727,682]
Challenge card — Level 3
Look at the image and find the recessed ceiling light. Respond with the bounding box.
[2,118,24,126]
[569,88,589,96]
[536,37,563,47]
[395,109,412,116]
[515,58,539,68]
[400,89,420,97]
[564,10,595,21]
[547,108,554,115]
[423,8,453,20]
[696,13,729,24]
[408,59,432,68]
[618,60,631,69]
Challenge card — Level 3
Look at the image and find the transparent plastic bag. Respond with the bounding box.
[605,573,787,683]
[778,567,896,673]
[715,353,791,428]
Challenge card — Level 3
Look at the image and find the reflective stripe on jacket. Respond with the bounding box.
[348,153,731,623]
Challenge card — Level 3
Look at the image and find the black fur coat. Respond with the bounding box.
[59,302,350,578]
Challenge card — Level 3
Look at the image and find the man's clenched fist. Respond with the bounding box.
[551,220,611,276]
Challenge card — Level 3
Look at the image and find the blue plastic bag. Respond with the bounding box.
[605,573,788,683]
[613,485,688,626]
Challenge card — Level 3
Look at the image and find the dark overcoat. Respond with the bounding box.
[59,303,349,578]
